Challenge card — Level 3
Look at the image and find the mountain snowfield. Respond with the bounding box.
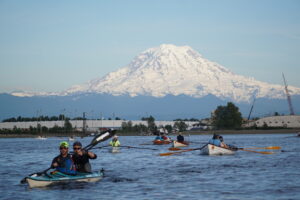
[62,44,300,103]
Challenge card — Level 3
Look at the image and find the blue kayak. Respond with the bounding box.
[26,170,104,188]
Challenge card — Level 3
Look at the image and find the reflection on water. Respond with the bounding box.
[0,134,300,200]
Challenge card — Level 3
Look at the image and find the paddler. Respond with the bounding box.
[208,134,222,147]
[177,132,185,143]
[51,141,76,175]
[110,135,121,147]
[72,141,97,173]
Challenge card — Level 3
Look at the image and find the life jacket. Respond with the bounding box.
[110,140,120,147]
[56,155,76,175]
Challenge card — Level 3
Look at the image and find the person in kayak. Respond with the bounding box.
[154,133,163,141]
[110,135,121,147]
[177,132,185,143]
[208,134,231,149]
[161,133,171,141]
[208,134,222,147]
[72,141,97,173]
[218,136,229,148]
[219,136,238,150]
[51,141,76,175]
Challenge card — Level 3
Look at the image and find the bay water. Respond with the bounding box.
[0,133,299,200]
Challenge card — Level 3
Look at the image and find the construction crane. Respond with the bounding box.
[282,73,295,115]
[247,97,256,120]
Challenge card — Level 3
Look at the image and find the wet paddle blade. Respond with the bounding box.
[87,129,116,150]
[159,152,178,156]
[168,147,182,151]
[239,149,275,154]
[244,146,281,150]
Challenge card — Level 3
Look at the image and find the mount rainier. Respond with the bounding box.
[2,44,300,120]
[63,44,300,103]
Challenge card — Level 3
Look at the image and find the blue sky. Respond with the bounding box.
[0,0,300,93]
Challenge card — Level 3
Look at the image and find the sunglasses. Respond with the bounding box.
[73,147,81,150]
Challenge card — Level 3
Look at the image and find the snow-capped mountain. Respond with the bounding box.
[63,44,300,102]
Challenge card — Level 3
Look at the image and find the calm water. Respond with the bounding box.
[0,133,300,200]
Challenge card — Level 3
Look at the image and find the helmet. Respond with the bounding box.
[73,141,82,147]
[59,141,69,148]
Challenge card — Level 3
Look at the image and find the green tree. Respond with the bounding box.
[164,125,173,133]
[121,121,133,132]
[142,115,157,133]
[173,121,188,132]
[64,119,73,133]
[212,102,242,129]
[134,124,148,133]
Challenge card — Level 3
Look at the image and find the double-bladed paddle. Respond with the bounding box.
[241,146,281,150]
[159,144,208,156]
[20,129,116,184]
[120,145,158,150]
[237,146,281,154]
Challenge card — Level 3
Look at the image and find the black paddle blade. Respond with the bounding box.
[90,129,116,147]
[20,177,27,184]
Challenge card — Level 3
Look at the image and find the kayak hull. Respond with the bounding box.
[173,141,189,147]
[26,170,104,188]
[153,140,172,145]
[111,147,120,153]
[201,144,236,155]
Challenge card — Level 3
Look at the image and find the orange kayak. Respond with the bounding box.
[153,140,172,145]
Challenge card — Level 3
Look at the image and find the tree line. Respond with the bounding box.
[4,102,284,135]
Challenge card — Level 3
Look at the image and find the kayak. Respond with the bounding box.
[173,140,189,147]
[26,170,104,188]
[111,146,120,153]
[201,144,236,155]
[153,140,172,145]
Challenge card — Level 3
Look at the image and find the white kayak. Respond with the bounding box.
[26,170,104,188]
[111,146,120,153]
[173,140,189,148]
[201,144,236,155]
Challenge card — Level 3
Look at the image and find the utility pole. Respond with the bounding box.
[100,112,102,130]
[282,73,295,115]
[83,112,86,134]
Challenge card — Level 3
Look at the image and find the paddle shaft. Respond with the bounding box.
[238,148,274,154]
[160,144,208,156]
[121,145,158,150]
[242,146,281,150]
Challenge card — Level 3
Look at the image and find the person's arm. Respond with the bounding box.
[87,151,97,159]
[51,156,59,168]
[220,142,228,148]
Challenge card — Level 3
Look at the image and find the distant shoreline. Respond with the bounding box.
[185,129,300,135]
[0,129,299,138]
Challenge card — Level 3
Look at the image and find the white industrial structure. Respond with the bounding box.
[244,115,300,128]
[0,120,198,131]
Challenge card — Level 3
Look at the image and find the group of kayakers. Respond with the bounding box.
[154,132,186,142]
[52,136,121,175]
[52,133,235,174]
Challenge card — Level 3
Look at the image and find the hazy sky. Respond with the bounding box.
[1,0,300,93]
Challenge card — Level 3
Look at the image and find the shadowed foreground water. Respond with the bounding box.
[0,134,299,200]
